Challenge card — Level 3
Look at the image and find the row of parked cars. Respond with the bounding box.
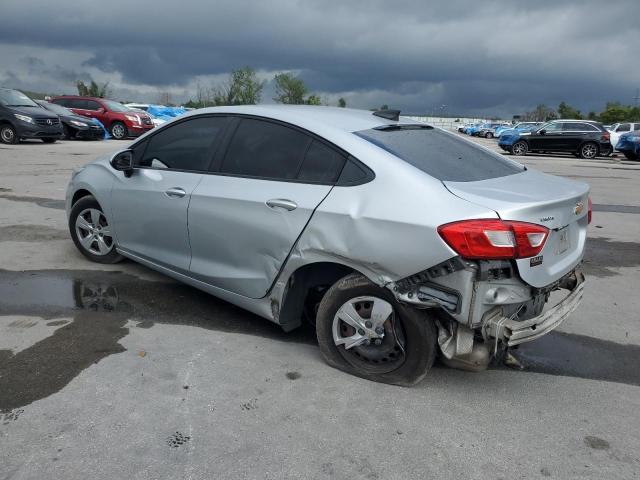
[0,87,186,145]
[458,119,639,160]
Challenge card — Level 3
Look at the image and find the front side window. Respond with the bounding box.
[85,100,103,111]
[139,116,228,171]
[539,122,562,132]
[69,99,89,110]
[355,126,523,182]
[220,119,310,180]
[617,123,631,132]
[102,100,130,112]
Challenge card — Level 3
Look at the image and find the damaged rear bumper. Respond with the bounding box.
[484,270,585,347]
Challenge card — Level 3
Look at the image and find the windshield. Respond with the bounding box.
[355,127,524,182]
[0,89,39,107]
[102,100,131,112]
[36,100,73,116]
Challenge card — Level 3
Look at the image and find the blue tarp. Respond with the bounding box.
[146,105,187,122]
[91,118,110,139]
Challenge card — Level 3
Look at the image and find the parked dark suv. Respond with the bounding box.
[499,120,611,159]
[0,88,63,144]
[50,96,154,139]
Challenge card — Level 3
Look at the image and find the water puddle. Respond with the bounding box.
[1,268,638,413]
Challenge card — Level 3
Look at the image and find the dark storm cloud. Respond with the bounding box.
[1,0,638,115]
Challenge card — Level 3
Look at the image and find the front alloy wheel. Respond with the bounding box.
[69,195,123,264]
[110,122,128,140]
[511,140,528,156]
[75,208,114,256]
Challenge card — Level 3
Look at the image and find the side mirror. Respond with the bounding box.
[111,150,134,177]
[97,107,105,113]
[538,129,546,135]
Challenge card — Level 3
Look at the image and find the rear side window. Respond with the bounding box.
[68,99,88,110]
[297,140,346,183]
[85,100,102,111]
[355,127,524,182]
[221,119,310,180]
[140,116,227,171]
[52,98,70,107]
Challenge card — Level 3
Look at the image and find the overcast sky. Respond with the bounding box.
[1,0,638,117]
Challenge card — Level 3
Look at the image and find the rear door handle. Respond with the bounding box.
[266,198,297,211]
[165,187,186,198]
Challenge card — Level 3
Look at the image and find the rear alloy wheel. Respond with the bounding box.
[484,132,493,139]
[109,121,128,140]
[69,195,123,264]
[511,140,528,156]
[579,142,598,159]
[623,152,638,161]
[0,124,17,144]
[316,273,437,385]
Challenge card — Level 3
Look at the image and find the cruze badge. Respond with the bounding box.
[574,202,584,215]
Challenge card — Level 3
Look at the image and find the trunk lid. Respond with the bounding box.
[444,170,589,288]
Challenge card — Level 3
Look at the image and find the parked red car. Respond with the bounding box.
[50,96,154,139]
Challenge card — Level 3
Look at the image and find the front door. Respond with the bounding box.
[529,122,565,151]
[110,115,229,272]
[188,118,346,298]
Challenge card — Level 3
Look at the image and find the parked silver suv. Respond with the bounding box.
[66,106,589,385]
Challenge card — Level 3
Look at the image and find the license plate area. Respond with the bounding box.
[556,226,570,255]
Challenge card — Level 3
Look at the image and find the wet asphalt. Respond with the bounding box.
[2,258,640,416]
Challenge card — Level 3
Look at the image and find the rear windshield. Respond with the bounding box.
[355,126,524,182]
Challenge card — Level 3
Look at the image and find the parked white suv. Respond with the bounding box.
[609,122,640,148]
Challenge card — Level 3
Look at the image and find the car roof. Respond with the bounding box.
[180,105,418,134]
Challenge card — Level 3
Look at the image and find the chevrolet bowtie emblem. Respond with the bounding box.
[574,202,584,215]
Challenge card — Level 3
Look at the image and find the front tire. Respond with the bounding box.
[109,121,128,140]
[0,124,18,144]
[485,132,493,138]
[69,196,123,264]
[511,140,528,156]
[579,142,598,159]
[623,152,638,161]
[316,273,437,386]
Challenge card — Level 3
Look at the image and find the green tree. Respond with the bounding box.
[273,73,308,104]
[76,80,110,98]
[305,94,322,105]
[213,67,264,106]
[338,97,347,108]
[379,104,389,110]
[557,101,582,119]
[587,111,598,121]
[598,102,633,124]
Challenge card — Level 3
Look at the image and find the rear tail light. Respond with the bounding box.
[602,132,610,142]
[437,219,549,259]
[588,197,592,224]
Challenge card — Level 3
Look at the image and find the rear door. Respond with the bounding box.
[111,115,229,272]
[188,117,344,298]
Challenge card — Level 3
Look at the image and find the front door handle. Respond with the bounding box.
[165,187,186,198]
[266,198,297,211]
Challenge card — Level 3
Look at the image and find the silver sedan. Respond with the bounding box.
[66,106,589,384]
